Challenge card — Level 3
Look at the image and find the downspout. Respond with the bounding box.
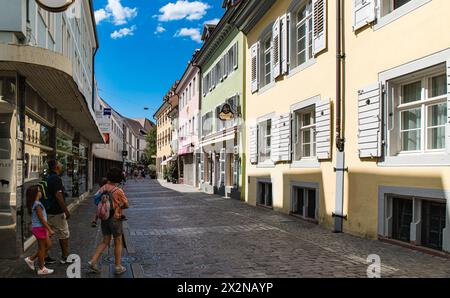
[333,0,347,233]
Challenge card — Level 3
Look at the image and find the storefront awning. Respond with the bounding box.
[0,44,103,143]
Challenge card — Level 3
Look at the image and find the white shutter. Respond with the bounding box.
[220,148,226,186]
[446,59,450,154]
[271,113,292,162]
[315,98,331,160]
[272,17,281,79]
[353,0,376,31]
[271,116,280,162]
[281,13,289,75]
[249,124,258,163]
[313,0,327,55]
[223,52,228,79]
[233,43,238,70]
[200,152,204,182]
[251,43,259,93]
[358,83,383,158]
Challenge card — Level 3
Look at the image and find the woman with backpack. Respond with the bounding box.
[88,168,129,275]
[24,185,55,275]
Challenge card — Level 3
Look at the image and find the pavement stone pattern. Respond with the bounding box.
[1,178,450,278]
[126,180,450,278]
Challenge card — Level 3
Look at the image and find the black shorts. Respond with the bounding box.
[100,218,123,238]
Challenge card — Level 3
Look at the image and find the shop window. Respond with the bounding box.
[257,181,273,207]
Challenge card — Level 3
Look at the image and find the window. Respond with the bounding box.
[387,194,447,251]
[294,106,316,160]
[421,200,446,251]
[292,187,317,220]
[257,182,273,207]
[258,119,272,163]
[391,71,447,154]
[381,0,412,16]
[262,36,273,87]
[391,197,413,242]
[295,1,313,67]
[202,112,213,136]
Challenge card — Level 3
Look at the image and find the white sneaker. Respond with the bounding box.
[24,257,35,271]
[37,266,54,275]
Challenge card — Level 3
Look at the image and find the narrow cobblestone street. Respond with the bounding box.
[1,179,450,278]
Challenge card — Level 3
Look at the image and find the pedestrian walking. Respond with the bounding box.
[88,167,129,275]
[45,160,73,265]
[24,185,55,275]
[133,169,139,182]
[91,177,108,228]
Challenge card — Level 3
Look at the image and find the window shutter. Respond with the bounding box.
[281,13,289,75]
[251,43,259,93]
[313,0,327,55]
[272,113,292,162]
[352,0,376,31]
[249,124,258,164]
[200,152,204,182]
[358,83,383,158]
[271,116,280,162]
[220,148,226,186]
[272,17,281,79]
[315,98,331,160]
[223,52,228,79]
[233,43,238,70]
[446,59,450,154]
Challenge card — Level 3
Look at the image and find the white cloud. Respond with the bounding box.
[204,18,220,25]
[94,9,111,25]
[111,25,136,39]
[155,25,166,34]
[175,28,202,43]
[157,1,210,22]
[95,0,137,26]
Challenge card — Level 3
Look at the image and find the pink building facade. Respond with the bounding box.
[176,62,201,187]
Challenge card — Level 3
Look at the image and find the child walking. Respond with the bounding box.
[24,185,55,275]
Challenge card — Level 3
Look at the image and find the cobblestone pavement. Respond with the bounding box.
[1,178,450,278]
[124,180,450,278]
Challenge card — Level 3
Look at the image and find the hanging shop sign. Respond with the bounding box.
[218,103,234,121]
[35,0,75,12]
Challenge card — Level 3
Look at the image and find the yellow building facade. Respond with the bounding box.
[238,0,450,254]
[155,100,173,178]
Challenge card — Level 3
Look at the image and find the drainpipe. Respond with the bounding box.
[333,0,347,233]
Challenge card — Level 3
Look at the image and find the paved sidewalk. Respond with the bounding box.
[0,187,136,278]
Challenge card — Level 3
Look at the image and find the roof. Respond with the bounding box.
[124,118,147,138]
[132,118,154,131]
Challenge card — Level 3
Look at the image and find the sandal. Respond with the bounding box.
[115,265,126,275]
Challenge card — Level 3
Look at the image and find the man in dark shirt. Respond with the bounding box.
[46,159,73,264]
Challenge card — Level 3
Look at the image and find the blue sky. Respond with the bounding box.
[93,0,224,120]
